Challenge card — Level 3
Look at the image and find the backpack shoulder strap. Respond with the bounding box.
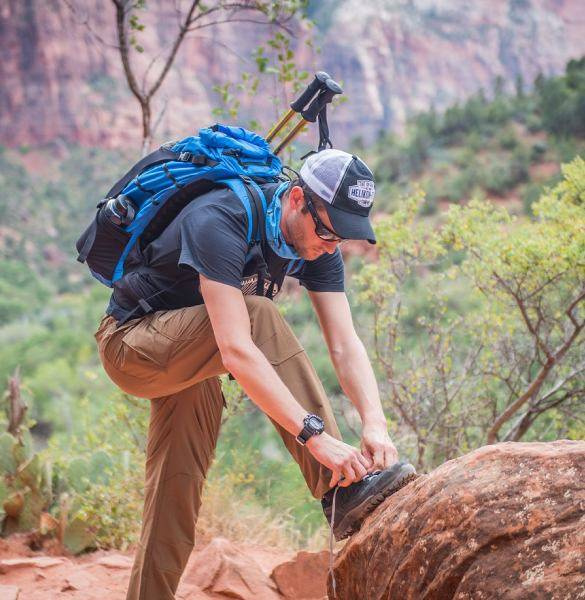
[241,177,267,245]
[218,177,268,245]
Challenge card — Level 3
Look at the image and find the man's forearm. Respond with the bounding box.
[331,336,387,427]
[224,342,309,436]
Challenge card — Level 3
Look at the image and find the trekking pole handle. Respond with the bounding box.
[301,78,343,123]
[266,72,331,142]
[290,71,331,112]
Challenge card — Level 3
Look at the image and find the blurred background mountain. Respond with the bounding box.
[2,0,584,148]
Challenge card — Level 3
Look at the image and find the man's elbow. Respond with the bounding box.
[329,336,364,366]
[219,341,255,375]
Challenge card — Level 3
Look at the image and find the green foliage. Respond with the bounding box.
[536,57,585,137]
[63,516,96,554]
[356,159,585,469]
[0,433,18,474]
[207,403,326,539]
[0,427,52,536]
[498,129,519,150]
[367,57,585,208]
[128,1,146,53]
[0,285,112,431]
[443,160,584,293]
[522,181,545,215]
[213,19,312,146]
[1,50,584,554]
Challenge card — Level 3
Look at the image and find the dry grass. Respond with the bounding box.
[196,475,331,552]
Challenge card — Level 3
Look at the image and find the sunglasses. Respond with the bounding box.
[301,187,345,242]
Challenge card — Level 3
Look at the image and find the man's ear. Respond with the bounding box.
[288,185,304,210]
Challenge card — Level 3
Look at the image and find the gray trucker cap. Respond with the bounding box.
[299,149,376,244]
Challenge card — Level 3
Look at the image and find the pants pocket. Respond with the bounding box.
[148,307,213,343]
[256,332,304,366]
[121,316,175,369]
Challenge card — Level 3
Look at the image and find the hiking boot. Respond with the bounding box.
[321,461,417,541]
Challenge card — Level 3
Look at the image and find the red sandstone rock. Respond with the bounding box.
[271,550,330,599]
[329,441,585,599]
[182,537,282,600]
[61,569,97,591]
[0,557,67,573]
[0,585,20,600]
[175,584,211,599]
[96,554,133,569]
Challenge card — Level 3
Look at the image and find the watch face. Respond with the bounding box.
[308,415,324,432]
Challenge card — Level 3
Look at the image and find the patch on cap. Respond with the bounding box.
[348,179,375,207]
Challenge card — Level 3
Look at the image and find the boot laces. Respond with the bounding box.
[328,485,340,598]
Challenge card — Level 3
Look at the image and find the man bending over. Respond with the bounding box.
[95,149,416,600]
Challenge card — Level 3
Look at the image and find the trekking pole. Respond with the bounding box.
[273,78,343,155]
[266,71,331,143]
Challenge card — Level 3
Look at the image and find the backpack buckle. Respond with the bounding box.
[178,152,215,167]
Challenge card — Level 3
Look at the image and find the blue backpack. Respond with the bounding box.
[76,124,283,287]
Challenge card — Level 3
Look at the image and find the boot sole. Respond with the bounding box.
[334,465,418,541]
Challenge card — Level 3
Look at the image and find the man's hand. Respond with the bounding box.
[360,422,399,472]
[306,433,372,488]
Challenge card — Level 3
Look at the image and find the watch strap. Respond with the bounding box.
[296,414,324,446]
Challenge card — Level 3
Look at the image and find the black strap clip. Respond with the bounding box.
[138,298,153,313]
[178,152,218,167]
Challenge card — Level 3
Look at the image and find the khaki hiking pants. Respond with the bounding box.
[94,295,341,600]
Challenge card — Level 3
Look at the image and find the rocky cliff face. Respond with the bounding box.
[320,0,585,142]
[330,440,585,599]
[1,0,584,150]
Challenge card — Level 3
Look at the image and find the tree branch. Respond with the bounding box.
[146,0,202,102]
[487,358,554,444]
[566,286,585,329]
[112,0,145,102]
[487,317,585,444]
[493,271,553,361]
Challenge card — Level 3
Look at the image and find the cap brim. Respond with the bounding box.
[323,202,377,244]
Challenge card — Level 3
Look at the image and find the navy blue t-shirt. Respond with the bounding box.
[107,183,344,320]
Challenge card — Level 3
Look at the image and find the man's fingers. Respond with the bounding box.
[362,447,373,462]
[357,451,372,471]
[339,464,357,487]
[329,470,341,488]
[363,449,378,473]
[373,447,385,469]
[384,446,399,467]
[353,458,368,481]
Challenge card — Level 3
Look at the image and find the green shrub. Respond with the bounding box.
[530,141,548,161]
[522,182,544,215]
[498,129,519,150]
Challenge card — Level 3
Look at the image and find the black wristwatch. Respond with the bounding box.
[296,414,325,445]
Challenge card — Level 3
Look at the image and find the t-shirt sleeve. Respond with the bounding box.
[290,247,345,292]
[178,202,249,289]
